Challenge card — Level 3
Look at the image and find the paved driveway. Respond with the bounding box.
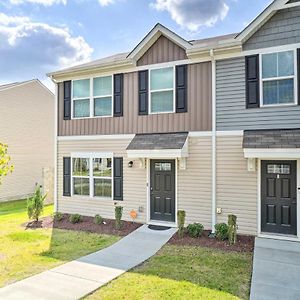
[0,225,177,300]
[251,237,300,300]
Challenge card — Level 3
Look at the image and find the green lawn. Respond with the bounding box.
[87,245,253,300]
[0,199,119,287]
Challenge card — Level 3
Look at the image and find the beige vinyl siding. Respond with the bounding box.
[0,81,54,201]
[216,135,257,235]
[137,35,187,66]
[58,62,212,136]
[178,137,212,229]
[57,136,212,227]
[57,138,147,223]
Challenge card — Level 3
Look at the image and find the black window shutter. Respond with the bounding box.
[297,49,300,105]
[245,55,260,108]
[63,157,71,196]
[63,81,71,120]
[176,65,188,113]
[138,70,148,115]
[113,157,123,200]
[114,73,123,117]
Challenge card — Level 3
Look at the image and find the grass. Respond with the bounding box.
[0,199,120,287]
[87,245,253,300]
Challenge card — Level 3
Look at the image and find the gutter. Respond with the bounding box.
[210,49,217,235]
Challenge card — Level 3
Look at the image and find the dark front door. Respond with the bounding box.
[261,160,297,235]
[150,160,175,222]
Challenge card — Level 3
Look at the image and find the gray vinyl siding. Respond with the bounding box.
[244,6,300,50]
[216,57,300,131]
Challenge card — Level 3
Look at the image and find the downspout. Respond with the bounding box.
[210,49,217,235]
[50,76,58,213]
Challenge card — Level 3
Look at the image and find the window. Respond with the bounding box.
[73,79,90,118]
[150,67,174,113]
[93,76,112,117]
[71,154,112,198]
[267,164,290,175]
[155,162,172,171]
[261,50,296,106]
[72,76,113,119]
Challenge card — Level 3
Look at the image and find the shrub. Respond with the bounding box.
[215,223,229,241]
[177,210,186,238]
[228,214,237,245]
[27,184,46,221]
[115,206,123,230]
[94,214,103,225]
[53,212,63,221]
[187,223,204,238]
[69,214,81,224]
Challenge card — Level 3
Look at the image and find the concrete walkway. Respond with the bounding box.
[0,225,177,300]
[250,237,300,300]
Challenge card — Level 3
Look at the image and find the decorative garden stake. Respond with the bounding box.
[130,210,137,222]
[115,206,123,230]
[228,214,237,245]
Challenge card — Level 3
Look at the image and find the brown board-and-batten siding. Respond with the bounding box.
[58,62,212,136]
[137,35,188,66]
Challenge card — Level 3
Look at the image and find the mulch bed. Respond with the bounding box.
[169,230,254,252]
[23,214,142,237]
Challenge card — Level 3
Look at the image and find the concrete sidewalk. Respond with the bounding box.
[0,225,177,300]
[250,237,300,300]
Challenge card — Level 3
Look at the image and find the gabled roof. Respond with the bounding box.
[0,79,53,96]
[236,0,299,43]
[127,23,192,62]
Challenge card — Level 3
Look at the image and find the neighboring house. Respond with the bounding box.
[0,80,54,202]
[49,0,300,240]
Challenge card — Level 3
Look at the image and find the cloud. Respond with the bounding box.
[98,0,115,6]
[0,13,93,84]
[151,0,229,31]
[9,0,66,6]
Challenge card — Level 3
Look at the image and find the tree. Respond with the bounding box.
[27,185,46,222]
[0,143,13,184]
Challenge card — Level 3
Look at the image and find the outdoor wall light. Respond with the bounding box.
[128,161,134,168]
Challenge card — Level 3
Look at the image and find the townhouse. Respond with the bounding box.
[49,0,300,240]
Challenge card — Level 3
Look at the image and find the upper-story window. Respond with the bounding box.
[261,50,297,106]
[150,67,175,114]
[72,76,113,119]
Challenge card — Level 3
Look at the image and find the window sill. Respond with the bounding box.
[260,103,298,108]
[71,115,114,120]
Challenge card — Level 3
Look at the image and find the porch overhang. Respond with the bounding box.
[126,132,189,159]
[243,129,300,159]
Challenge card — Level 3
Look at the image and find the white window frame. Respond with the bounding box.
[71,75,114,119]
[149,65,176,114]
[71,152,113,200]
[259,48,298,107]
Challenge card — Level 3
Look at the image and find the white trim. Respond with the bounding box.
[188,131,212,137]
[58,134,135,141]
[257,159,300,241]
[146,158,177,226]
[54,83,58,212]
[280,2,300,10]
[259,48,298,107]
[244,148,300,159]
[148,66,176,115]
[216,130,244,136]
[127,23,192,62]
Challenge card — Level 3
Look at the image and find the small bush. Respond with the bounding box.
[115,206,123,230]
[228,214,237,245]
[27,184,46,222]
[187,223,204,238]
[53,212,63,221]
[177,210,186,238]
[215,223,229,240]
[94,214,103,225]
[69,214,81,224]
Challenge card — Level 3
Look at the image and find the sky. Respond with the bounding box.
[0,0,272,90]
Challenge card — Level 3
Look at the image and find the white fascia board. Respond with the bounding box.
[127,24,192,62]
[244,148,300,159]
[58,134,135,141]
[127,148,188,159]
[236,0,288,43]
